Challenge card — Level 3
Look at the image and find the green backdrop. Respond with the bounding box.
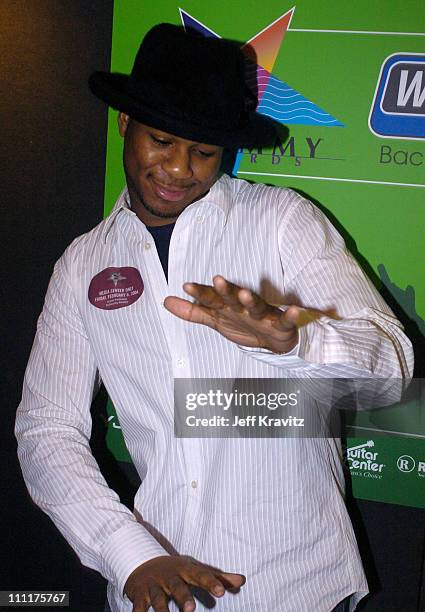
[102,1,425,509]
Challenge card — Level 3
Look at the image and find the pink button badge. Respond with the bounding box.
[88,267,144,310]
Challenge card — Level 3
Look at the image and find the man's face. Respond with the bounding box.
[118,114,224,226]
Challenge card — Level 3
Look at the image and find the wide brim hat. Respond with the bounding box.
[89,23,277,148]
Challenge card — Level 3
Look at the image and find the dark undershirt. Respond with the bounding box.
[146,222,175,281]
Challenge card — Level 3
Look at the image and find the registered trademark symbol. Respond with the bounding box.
[397,455,416,473]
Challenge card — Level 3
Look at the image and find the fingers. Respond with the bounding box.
[127,556,245,612]
[219,572,246,589]
[132,596,152,612]
[189,570,244,599]
[281,305,320,329]
[272,305,301,331]
[148,584,169,612]
[185,277,246,311]
[165,577,196,611]
[163,277,247,324]
[182,557,245,595]
[213,276,263,315]
[213,277,282,323]
[180,559,245,599]
[163,296,215,327]
[133,580,195,612]
[168,276,269,317]
[187,276,271,318]
[187,569,225,597]
[211,276,244,309]
[184,282,225,308]
[236,289,270,319]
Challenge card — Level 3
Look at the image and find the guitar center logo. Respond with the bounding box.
[346,440,386,480]
[369,53,425,140]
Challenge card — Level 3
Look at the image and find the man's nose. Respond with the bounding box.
[162,147,193,180]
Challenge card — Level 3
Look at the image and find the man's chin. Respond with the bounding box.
[141,198,189,220]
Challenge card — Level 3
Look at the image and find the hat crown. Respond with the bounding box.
[127,24,249,130]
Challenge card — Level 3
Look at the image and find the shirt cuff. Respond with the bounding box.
[238,326,312,369]
[100,519,169,601]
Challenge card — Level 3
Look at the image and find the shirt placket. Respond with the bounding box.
[167,210,205,554]
[123,210,170,315]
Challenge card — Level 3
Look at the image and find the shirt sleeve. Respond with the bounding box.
[240,192,414,379]
[15,253,168,599]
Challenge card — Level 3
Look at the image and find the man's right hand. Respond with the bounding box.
[124,555,246,612]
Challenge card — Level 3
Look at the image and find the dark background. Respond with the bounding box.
[1,2,424,611]
[1,2,112,610]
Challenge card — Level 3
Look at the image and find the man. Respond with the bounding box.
[16,24,413,612]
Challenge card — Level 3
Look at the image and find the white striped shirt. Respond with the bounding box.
[16,174,413,611]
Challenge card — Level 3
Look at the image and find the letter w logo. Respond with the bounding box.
[397,69,425,108]
[369,53,425,140]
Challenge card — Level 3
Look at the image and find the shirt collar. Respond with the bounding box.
[101,173,233,242]
[101,187,131,242]
[195,173,233,219]
[174,173,234,229]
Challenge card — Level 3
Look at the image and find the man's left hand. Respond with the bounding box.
[164,275,302,354]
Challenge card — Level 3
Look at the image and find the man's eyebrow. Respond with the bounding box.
[149,130,172,139]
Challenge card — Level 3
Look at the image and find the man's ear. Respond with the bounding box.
[118,113,130,137]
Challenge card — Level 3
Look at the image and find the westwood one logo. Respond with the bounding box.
[369,53,425,140]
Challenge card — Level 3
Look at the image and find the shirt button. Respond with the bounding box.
[191,480,198,488]
[177,358,185,367]
[196,216,204,224]
[144,242,152,250]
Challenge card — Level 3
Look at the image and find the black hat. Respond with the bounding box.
[89,23,277,148]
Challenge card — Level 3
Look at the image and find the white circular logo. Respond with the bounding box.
[397,455,415,473]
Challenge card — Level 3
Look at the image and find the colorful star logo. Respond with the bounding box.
[179,7,344,127]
